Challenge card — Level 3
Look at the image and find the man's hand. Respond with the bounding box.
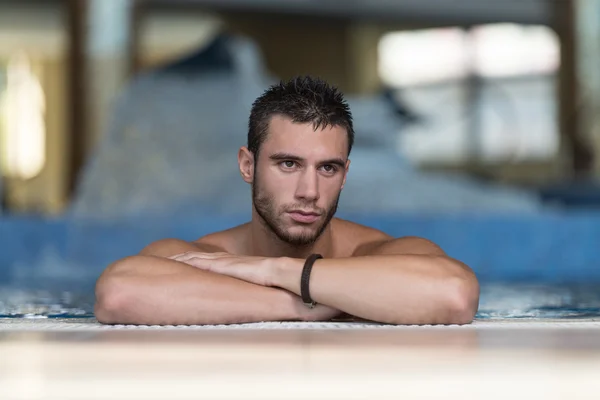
[169,252,277,287]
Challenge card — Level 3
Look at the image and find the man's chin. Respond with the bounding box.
[283,236,319,246]
[285,223,318,234]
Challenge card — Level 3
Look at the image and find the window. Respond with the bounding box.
[0,52,46,180]
[378,23,560,165]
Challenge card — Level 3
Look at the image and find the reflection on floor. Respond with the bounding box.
[1,319,599,400]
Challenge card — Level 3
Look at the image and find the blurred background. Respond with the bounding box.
[1,0,600,317]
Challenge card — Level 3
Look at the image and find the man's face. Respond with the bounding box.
[251,115,350,246]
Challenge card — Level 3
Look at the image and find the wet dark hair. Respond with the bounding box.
[248,76,354,159]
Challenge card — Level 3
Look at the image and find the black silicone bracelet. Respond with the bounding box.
[301,254,322,308]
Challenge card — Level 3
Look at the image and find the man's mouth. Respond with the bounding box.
[287,210,321,224]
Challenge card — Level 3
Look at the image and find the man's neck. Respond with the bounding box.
[246,212,334,259]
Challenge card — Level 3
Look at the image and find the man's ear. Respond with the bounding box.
[341,159,350,190]
[238,147,255,184]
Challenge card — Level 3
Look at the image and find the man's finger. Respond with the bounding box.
[171,252,205,261]
[196,252,230,258]
[186,252,231,260]
[167,253,185,260]
[180,257,209,269]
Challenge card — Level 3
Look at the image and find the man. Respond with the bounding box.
[95,76,479,326]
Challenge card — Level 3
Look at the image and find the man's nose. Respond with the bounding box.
[295,169,319,202]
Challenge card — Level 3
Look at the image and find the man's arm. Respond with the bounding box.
[138,238,223,258]
[175,237,479,325]
[274,237,479,325]
[94,239,339,325]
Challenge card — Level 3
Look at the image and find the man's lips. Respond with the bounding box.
[287,210,321,223]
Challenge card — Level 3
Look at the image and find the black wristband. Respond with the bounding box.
[301,254,322,308]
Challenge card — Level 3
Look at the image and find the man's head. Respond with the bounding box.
[238,76,354,246]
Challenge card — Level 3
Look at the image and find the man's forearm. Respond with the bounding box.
[95,255,305,325]
[273,254,479,325]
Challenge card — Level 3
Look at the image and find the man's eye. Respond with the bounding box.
[282,161,296,168]
[322,165,337,173]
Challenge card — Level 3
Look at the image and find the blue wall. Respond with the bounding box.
[2,210,600,289]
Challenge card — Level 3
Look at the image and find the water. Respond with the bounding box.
[1,283,599,320]
[0,287,94,319]
[476,283,600,319]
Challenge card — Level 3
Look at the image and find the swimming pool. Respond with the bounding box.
[3,212,600,324]
[1,283,599,321]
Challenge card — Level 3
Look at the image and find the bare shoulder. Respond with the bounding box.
[194,223,249,254]
[139,238,210,258]
[333,218,445,257]
[332,218,391,256]
[138,224,248,258]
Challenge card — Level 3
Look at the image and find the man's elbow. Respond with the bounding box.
[446,268,480,325]
[95,278,127,324]
[94,257,138,324]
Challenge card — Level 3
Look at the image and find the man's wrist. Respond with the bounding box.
[272,257,341,322]
[269,257,303,295]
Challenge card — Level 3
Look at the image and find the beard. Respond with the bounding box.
[252,173,340,246]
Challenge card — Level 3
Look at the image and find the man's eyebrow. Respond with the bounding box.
[321,158,346,167]
[269,153,346,167]
[269,153,304,162]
